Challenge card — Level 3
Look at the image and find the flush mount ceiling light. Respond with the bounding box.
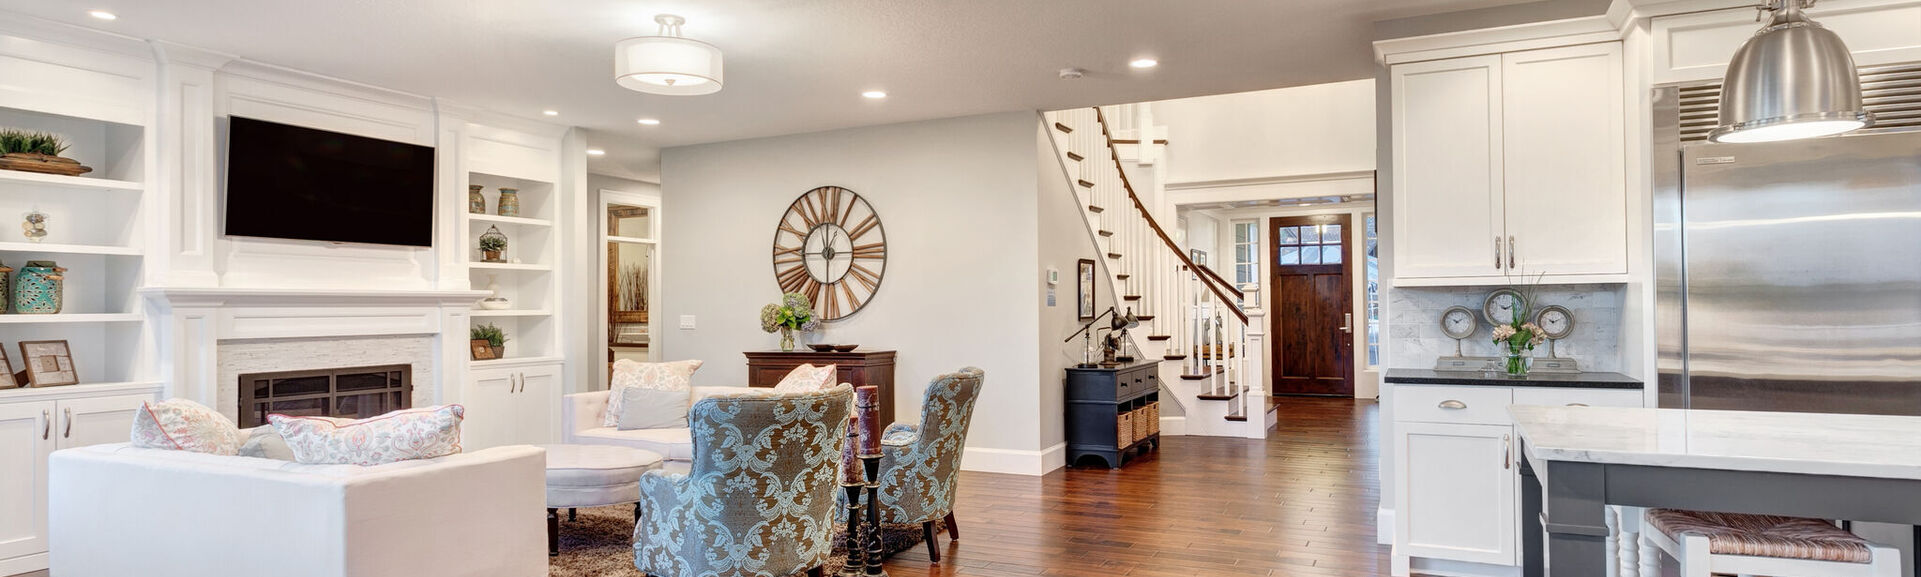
[637,118,661,126]
[1709,0,1873,143]
[542,110,559,116]
[1129,58,1159,69]
[586,149,606,156]
[861,90,887,99]
[88,10,116,20]
[615,14,723,96]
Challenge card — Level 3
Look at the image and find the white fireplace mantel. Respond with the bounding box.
[141,287,489,414]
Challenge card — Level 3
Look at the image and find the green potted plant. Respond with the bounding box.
[0,130,91,176]
[471,323,509,359]
[477,231,508,263]
[758,292,819,352]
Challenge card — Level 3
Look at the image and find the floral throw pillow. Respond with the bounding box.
[270,405,465,466]
[130,399,242,455]
[773,363,838,393]
[604,359,704,428]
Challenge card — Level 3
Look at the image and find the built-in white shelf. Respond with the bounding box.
[467,213,552,228]
[470,355,566,369]
[0,380,164,401]
[0,313,143,324]
[469,261,551,272]
[471,309,552,317]
[0,170,142,192]
[0,241,140,256]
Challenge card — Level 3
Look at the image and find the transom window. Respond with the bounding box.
[1276,223,1343,266]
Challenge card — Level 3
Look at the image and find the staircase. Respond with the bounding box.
[1043,107,1274,439]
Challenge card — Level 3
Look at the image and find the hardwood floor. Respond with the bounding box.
[885,396,1389,576]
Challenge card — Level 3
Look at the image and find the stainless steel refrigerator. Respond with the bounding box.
[1655,81,1921,415]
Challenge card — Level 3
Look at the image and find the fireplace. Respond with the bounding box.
[236,364,412,428]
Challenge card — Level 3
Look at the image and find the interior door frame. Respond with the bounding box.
[1268,213,1356,397]
[597,188,661,391]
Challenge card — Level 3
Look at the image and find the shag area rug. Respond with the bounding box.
[549,504,934,577]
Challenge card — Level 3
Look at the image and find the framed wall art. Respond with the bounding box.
[1077,259,1097,320]
[18,340,77,387]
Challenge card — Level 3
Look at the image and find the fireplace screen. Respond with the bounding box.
[236,364,412,428]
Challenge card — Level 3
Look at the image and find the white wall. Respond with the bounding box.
[1154,80,1377,186]
[658,112,1058,473]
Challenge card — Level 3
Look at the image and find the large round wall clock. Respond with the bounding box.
[771,186,887,321]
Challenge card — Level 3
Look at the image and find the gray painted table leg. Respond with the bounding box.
[1542,460,1609,577]
[1521,452,1544,577]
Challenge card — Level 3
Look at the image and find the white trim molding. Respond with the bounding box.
[1375,15,1622,64]
[960,443,1067,476]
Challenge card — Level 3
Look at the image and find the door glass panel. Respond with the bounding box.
[1324,224,1342,241]
[1302,246,1322,265]
[1279,246,1300,265]
[609,204,652,240]
[1278,226,1300,245]
[1323,245,1344,264]
[1300,225,1320,244]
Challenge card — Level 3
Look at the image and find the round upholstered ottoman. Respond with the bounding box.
[538,444,664,556]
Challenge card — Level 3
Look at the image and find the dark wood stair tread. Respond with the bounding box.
[1114,274,1129,280]
[1122,295,1141,301]
[1088,205,1104,213]
[1066,152,1084,161]
[1146,335,1171,342]
[1098,230,1114,237]
[1196,391,1237,401]
[1107,253,1122,259]
[1054,122,1073,133]
[1136,315,1154,321]
[1181,368,1217,381]
[1163,354,1186,360]
[1077,179,1095,188]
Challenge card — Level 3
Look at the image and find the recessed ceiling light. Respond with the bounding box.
[542,110,559,116]
[88,10,116,20]
[1129,58,1159,69]
[637,118,661,126]
[586,149,606,156]
[861,90,888,99]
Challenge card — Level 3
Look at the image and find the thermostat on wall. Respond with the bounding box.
[1046,267,1060,286]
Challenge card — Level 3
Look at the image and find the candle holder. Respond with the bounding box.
[839,417,869,577]
[861,455,887,577]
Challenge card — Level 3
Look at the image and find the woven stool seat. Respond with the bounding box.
[1646,508,1872,564]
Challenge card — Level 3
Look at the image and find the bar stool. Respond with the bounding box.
[1638,509,1902,577]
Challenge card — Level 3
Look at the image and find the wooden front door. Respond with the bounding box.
[1270,215,1354,396]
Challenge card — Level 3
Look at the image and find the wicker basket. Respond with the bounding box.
[1147,402,1161,436]
[1116,411,1134,448]
[1132,406,1151,441]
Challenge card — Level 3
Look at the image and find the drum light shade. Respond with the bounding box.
[615,15,723,96]
[1709,2,1873,143]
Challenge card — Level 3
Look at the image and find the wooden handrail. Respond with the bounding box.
[1090,107,1248,324]
[1194,263,1243,299]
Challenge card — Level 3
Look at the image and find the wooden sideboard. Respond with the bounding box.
[745,350,898,425]
[1064,363,1162,469]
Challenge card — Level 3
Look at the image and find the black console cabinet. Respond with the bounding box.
[1065,362,1161,468]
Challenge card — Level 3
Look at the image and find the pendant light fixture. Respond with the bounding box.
[615,15,723,96]
[1709,0,1873,143]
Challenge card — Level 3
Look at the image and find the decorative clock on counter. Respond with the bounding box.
[1482,288,1527,326]
[770,186,887,321]
[1439,305,1479,357]
[1535,304,1574,357]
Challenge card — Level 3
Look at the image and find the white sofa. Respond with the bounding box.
[49,442,548,577]
[563,386,758,461]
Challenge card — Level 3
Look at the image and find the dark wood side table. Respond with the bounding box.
[1064,363,1161,468]
[745,350,897,425]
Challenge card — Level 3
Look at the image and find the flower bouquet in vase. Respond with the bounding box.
[1490,274,1546,378]
[759,292,819,352]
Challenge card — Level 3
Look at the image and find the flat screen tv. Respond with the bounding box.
[225,116,436,247]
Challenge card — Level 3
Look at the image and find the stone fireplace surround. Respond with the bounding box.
[142,288,488,421]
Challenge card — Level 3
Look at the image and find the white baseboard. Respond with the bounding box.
[960,442,1066,476]
[1378,507,1394,545]
[1159,415,1187,436]
[0,551,47,576]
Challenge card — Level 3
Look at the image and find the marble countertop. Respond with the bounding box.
[1510,405,1921,480]
[1384,368,1642,389]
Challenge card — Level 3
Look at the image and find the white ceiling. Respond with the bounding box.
[5,0,1537,182]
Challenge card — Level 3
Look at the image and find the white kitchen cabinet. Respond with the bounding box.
[0,386,159,576]
[1396,420,1516,566]
[462,361,560,451]
[1391,42,1627,285]
[1391,54,1505,280]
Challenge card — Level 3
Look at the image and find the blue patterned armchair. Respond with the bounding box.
[633,385,852,577]
[873,367,984,563]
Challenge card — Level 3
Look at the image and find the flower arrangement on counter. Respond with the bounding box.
[759,292,819,352]
[1492,273,1547,377]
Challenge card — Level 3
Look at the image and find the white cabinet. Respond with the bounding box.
[0,387,158,576]
[1391,42,1627,285]
[462,361,560,451]
[1396,421,1516,566]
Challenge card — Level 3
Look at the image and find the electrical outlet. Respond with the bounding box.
[679,315,697,330]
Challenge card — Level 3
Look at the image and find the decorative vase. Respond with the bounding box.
[13,260,64,314]
[0,260,11,313]
[22,210,47,243]
[467,185,486,214]
[496,188,520,217]
[779,327,796,352]
[1502,350,1533,378]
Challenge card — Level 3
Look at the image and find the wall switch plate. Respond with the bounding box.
[679,315,696,330]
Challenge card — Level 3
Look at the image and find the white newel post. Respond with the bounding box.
[1243,286,1266,437]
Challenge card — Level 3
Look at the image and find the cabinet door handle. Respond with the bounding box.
[513,374,522,394]
[1494,236,1504,269]
[1508,236,1518,269]
[1438,400,1468,410]
[42,409,50,440]
[63,407,72,438]
[1566,403,1589,407]
[1503,434,1512,470]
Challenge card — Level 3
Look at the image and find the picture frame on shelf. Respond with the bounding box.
[0,346,16,390]
[18,340,77,387]
[470,339,498,361]
[1077,259,1097,320]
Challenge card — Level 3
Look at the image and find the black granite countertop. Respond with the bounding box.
[1384,368,1643,389]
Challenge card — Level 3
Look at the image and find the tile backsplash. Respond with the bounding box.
[1386,284,1624,373]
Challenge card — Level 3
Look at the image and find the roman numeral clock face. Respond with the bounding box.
[771,186,887,321]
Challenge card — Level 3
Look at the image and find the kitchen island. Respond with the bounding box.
[1511,405,1921,577]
